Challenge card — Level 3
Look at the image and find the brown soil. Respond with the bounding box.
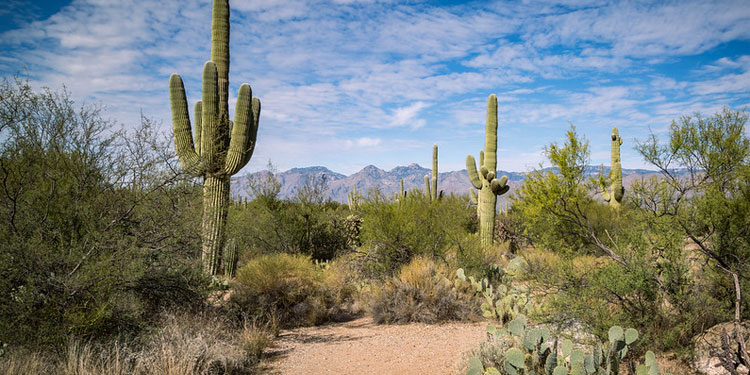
[263,317,487,375]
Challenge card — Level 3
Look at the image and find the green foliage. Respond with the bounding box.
[0,78,208,350]
[227,171,350,261]
[358,190,474,276]
[512,125,601,255]
[635,107,750,303]
[369,257,479,324]
[230,253,351,327]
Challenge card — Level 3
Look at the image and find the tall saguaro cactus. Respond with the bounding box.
[600,127,624,209]
[170,0,261,275]
[466,95,510,248]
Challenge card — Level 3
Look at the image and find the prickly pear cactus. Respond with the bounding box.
[598,127,624,209]
[170,0,261,275]
[468,323,656,375]
[467,95,510,247]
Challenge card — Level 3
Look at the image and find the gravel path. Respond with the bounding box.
[264,317,487,375]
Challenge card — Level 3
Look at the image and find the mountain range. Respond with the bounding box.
[230,164,665,204]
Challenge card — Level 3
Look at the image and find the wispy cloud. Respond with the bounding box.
[1,0,748,174]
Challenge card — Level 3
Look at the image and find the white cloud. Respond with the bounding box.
[1,0,748,174]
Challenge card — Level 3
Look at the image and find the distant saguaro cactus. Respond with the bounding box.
[431,144,438,201]
[600,127,624,209]
[466,95,510,248]
[169,0,260,275]
[347,185,359,211]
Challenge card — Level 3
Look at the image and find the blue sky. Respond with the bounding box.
[1,0,749,175]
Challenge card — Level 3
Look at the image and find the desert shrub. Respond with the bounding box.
[229,253,353,327]
[227,170,350,262]
[358,191,475,277]
[369,256,479,324]
[0,79,207,350]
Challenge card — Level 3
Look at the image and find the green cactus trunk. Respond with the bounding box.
[431,144,438,201]
[601,127,624,209]
[224,238,238,278]
[169,0,260,275]
[466,95,510,248]
[424,175,431,199]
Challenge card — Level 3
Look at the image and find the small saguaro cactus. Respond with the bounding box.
[599,127,624,209]
[347,185,360,211]
[223,238,238,278]
[169,0,261,275]
[466,95,510,248]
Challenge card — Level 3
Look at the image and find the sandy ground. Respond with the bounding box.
[263,317,487,375]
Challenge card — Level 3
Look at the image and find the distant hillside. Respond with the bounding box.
[230,164,668,204]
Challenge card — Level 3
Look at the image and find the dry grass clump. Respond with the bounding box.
[0,312,271,375]
[369,256,480,324]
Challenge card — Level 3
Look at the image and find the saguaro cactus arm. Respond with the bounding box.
[491,175,510,195]
[469,188,478,204]
[241,98,261,166]
[170,74,203,177]
[194,101,203,155]
[223,85,261,175]
[466,155,482,189]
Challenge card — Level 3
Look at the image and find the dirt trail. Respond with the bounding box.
[264,317,487,375]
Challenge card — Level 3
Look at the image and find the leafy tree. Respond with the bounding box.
[0,77,206,349]
[634,108,750,360]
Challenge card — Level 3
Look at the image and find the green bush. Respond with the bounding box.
[358,190,475,277]
[369,257,479,324]
[0,78,207,350]
[229,253,352,327]
[227,172,350,262]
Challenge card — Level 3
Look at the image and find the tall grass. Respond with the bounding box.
[0,312,271,375]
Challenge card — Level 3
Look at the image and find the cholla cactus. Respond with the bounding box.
[599,127,624,209]
[169,0,261,275]
[466,95,510,247]
[343,214,363,248]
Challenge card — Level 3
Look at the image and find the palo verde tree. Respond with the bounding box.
[170,0,261,275]
[634,108,750,364]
